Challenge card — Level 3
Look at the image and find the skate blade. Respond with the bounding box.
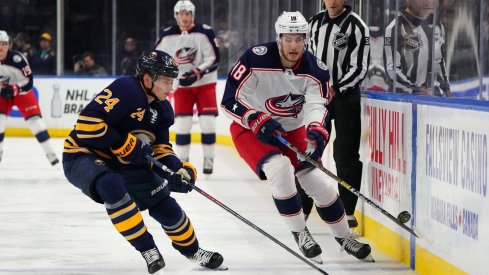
[198,265,228,271]
[310,255,323,264]
[360,254,375,262]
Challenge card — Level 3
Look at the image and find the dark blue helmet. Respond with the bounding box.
[136,50,179,79]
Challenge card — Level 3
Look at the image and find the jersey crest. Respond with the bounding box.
[404,33,422,50]
[252,46,268,56]
[265,93,305,118]
[174,47,197,64]
[333,32,349,50]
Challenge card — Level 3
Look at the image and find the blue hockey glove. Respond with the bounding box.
[111,133,153,165]
[179,68,201,86]
[168,162,197,193]
[305,125,330,161]
[0,84,20,99]
[248,111,285,146]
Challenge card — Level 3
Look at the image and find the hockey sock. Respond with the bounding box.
[175,116,192,160]
[0,114,7,159]
[149,196,199,256]
[263,154,306,232]
[26,116,56,156]
[97,174,155,252]
[316,195,349,238]
[199,115,216,159]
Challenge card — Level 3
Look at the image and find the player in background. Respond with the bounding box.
[155,0,220,175]
[62,50,224,274]
[221,12,373,263]
[308,0,371,228]
[0,30,59,166]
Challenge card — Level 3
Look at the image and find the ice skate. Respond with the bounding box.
[203,157,213,175]
[335,232,374,262]
[141,247,165,274]
[292,227,323,264]
[186,247,226,270]
[46,153,59,166]
[347,215,358,228]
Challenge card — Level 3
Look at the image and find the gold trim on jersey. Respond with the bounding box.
[153,143,177,160]
[75,116,108,139]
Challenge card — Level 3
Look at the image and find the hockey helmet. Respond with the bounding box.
[136,50,179,80]
[174,0,195,18]
[275,11,309,38]
[0,30,9,43]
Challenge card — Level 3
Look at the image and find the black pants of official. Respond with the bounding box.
[330,87,363,215]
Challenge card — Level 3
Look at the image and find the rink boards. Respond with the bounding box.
[5,77,489,275]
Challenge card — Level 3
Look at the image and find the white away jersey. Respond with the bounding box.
[155,24,219,88]
[221,41,330,132]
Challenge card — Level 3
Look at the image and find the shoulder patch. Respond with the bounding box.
[252,46,268,56]
[13,54,23,63]
[317,59,328,71]
[203,24,212,30]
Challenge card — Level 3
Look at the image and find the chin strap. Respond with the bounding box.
[141,77,160,102]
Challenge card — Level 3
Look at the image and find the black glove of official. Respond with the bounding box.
[168,162,197,193]
[110,133,153,165]
[179,68,201,87]
[304,125,330,161]
[248,111,285,146]
[0,84,20,99]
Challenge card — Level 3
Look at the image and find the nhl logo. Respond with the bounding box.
[252,46,268,56]
[333,32,348,50]
[404,33,422,50]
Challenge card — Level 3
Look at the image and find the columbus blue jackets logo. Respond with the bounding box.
[265,93,305,118]
[333,32,348,50]
[404,33,422,50]
[174,47,197,64]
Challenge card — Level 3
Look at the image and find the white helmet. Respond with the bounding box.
[275,11,309,38]
[0,30,9,43]
[174,0,195,18]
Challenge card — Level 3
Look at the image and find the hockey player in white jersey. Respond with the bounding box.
[0,30,59,166]
[155,0,219,175]
[221,12,373,263]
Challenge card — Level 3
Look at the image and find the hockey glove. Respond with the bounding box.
[179,68,201,87]
[0,84,20,99]
[111,133,153,165]
[168,162,197,193]
[248,111,285,146]
[304,125,330,161]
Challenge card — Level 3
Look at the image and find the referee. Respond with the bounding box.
[307,0,370,228]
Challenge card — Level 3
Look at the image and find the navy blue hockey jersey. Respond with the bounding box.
[0,50,33,94]
[63,76,182,171]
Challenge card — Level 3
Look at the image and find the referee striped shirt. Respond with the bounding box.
[308,5,370,94]
[383,10,450,94]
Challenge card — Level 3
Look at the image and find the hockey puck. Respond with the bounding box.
[397,211,411,224]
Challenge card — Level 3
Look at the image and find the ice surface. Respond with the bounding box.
[0,138,416,275]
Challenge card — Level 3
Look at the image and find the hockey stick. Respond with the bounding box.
[274,135,419,238]
[145,155,329,275]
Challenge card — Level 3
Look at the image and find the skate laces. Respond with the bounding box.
[298,229,317,250]
[339,232,363,253]
[142,248,160,264]
[190,248,213,265]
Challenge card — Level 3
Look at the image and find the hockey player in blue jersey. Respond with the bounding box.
[221,11,373,263]
[62,50,224,273]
